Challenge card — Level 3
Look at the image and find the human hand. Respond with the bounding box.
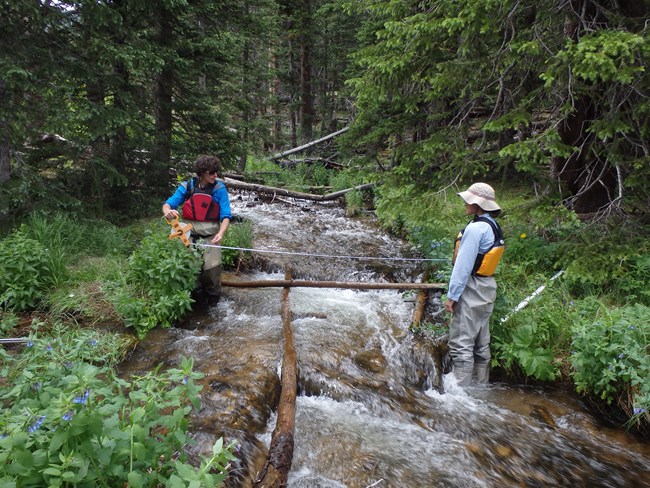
[211,233,224,245]
[164,209,179,220]
[444,299,456,313]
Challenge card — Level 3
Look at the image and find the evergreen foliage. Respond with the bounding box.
[342,0,650,214]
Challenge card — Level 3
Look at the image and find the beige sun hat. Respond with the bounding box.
[458,183,501,211]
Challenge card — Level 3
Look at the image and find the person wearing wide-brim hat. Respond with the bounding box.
[444,183,504,387]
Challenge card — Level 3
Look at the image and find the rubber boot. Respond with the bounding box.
[202,264,222,306]
[452,360,474,387]
[472,361,490,386]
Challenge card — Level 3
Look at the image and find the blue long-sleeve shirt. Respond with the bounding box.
[447,216,497,302]
[165,179,232,222]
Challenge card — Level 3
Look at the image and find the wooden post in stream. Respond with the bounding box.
[254,266,297,488]
[411,268,431,326]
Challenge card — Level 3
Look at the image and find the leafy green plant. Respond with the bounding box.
[109,228,202,338]
[0,232,59,311]
[221,220,253,269]
[494,322,558,381]
[0,326,235,487]
[570,302,650,430]
[344,189,364,216]
[0,312,19,337]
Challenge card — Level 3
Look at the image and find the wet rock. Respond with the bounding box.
[354,350,387,374]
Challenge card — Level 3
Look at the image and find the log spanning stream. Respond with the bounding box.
[120,197,650,488]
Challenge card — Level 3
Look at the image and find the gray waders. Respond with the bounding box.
[449,274,496,387]
[190,221,223,305]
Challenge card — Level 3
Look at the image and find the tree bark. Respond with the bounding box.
[254,267,297,488]
[153,5,174,197]
[299,0,314,142]
[551,0,618,213]
[0,79,10,184]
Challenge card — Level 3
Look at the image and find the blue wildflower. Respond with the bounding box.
[32,382,42,391]
[89,339,98,347]
[618,353,624,359]
[26,341,33,348]
[28,416,46,433]
[72,389,90,405]
[64,361,73,369]
[629,325,636,330]
[62,411,74,421]
[182,376,189,385]
[46,344,53,352]
[633,407,646,415]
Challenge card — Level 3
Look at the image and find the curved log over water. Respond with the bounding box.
[222,279,446,290]
[254,267,297,488]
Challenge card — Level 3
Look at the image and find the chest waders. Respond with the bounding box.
[182,178,224,304]
[450,216,504,386]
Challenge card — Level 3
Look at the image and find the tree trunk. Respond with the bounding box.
[153,6,174,197]
[299,0,314,142]
[0,79,10,184]
[551,0,618,213]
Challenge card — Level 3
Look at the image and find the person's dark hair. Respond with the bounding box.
[193,155,222,177]
[488,209,501,218]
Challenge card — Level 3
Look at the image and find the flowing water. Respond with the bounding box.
[120,196,650,488]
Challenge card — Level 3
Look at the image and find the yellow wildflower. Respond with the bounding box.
[520,233,527,239]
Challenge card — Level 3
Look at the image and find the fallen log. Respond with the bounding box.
[222,279,446,290]
[224,177,376,202]
[254,267,297,488]
[270,127,349,160]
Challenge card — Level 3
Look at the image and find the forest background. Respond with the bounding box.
[1,0,649,465]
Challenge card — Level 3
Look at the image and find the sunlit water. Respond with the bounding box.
[120,195,650,488]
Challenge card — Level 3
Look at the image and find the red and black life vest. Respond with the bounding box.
[181,178,220,222]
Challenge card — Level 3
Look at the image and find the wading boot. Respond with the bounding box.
[452,360,474,387]
[203,264,222,306]
[472,361,490,386]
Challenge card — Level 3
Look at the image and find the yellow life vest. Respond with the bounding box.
[452,216,505,277]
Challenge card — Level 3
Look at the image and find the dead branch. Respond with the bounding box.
[270,127,349,160]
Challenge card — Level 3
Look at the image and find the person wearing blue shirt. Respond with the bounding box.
[162,155,232,305]
[444,183,503,386]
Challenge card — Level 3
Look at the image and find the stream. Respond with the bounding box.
[120,196,650,488]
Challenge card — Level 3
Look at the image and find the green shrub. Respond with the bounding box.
[0,232,60,311]
[110,228,202,338]
[344,189,364,216]
[570,302,650,429]
[560,239,650,306]
[221,220,253,269]
[0,312,19,337]
[0,325,234,487]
